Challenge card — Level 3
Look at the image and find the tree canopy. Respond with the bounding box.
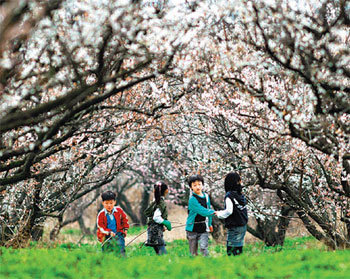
[0,0,349,249]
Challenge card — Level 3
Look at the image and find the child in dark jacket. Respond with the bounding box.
[215,172,248,256]
[185,174,215,256]
[97,191,129,255]
[144,182,172,255]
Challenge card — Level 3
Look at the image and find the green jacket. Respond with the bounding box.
[185,192,214,232]
[144,197,168,225]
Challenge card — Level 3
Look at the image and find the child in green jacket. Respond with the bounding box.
[185,175,214,256]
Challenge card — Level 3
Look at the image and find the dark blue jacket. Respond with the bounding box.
[224,191,248,228]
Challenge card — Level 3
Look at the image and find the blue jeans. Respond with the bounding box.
[153,245,167,255]
[227,225,247,247]
[101,232,125,256]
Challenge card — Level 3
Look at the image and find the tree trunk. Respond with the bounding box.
[275,205,294,246]
[78,216,91,235]
[6,181,43,248]
[209,195,225,242]
[280,188,350,249]
[118,193,140,224]
[50,217,63,241]
[31,224,44,241]
[211,217,226,243]
[140,189,150,226]
[0,220,13,246]
[6,209,36,248]
[247,205,294,247]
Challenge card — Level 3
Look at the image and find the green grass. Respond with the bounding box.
[127,225,148,236]
[1,237,349,279]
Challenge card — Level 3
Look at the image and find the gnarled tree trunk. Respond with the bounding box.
[248,205,294,246]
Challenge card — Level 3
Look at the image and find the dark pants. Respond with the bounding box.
[153,245,167,255]
[146,223,167,255]
[227,246,243,256]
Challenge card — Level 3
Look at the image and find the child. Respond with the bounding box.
[215,172,248,256]
[144,181,172,255]
[96,190,129,255]
[185,174,215,256]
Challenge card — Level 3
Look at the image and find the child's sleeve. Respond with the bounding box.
[120,209,129,230]
[189,196,215,217]
[97,212,111,235]
[153,208,164,224]
[207,195,213,228]
[216,197,233,219]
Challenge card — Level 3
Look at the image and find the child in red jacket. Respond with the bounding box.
[96,191,129,255]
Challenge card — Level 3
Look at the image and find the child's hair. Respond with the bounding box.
[187,174,204,188]
[101,190,116,201]
[224,172,242,193]
[154,181,168,204]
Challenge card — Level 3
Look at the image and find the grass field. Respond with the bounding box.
[1,236,349,279]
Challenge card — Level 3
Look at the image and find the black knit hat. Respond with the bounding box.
[224,172,242,193]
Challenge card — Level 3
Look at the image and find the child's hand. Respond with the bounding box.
[209,226,213,233]
[162,220,172,231]
[110,232,116,237]
[122,229,128,237]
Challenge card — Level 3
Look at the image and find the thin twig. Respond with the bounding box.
[126,230,148,247]
[101,235,113,248]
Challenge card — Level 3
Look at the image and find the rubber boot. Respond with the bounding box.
[233,246,243,256]
[227,246,235,256]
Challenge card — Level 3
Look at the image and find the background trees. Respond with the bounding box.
[190,0,350,248]
[1,0,349,249]
[0,0,195,247]
[229,0,349,249]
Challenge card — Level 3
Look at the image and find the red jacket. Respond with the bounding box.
[96,207,129,242]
